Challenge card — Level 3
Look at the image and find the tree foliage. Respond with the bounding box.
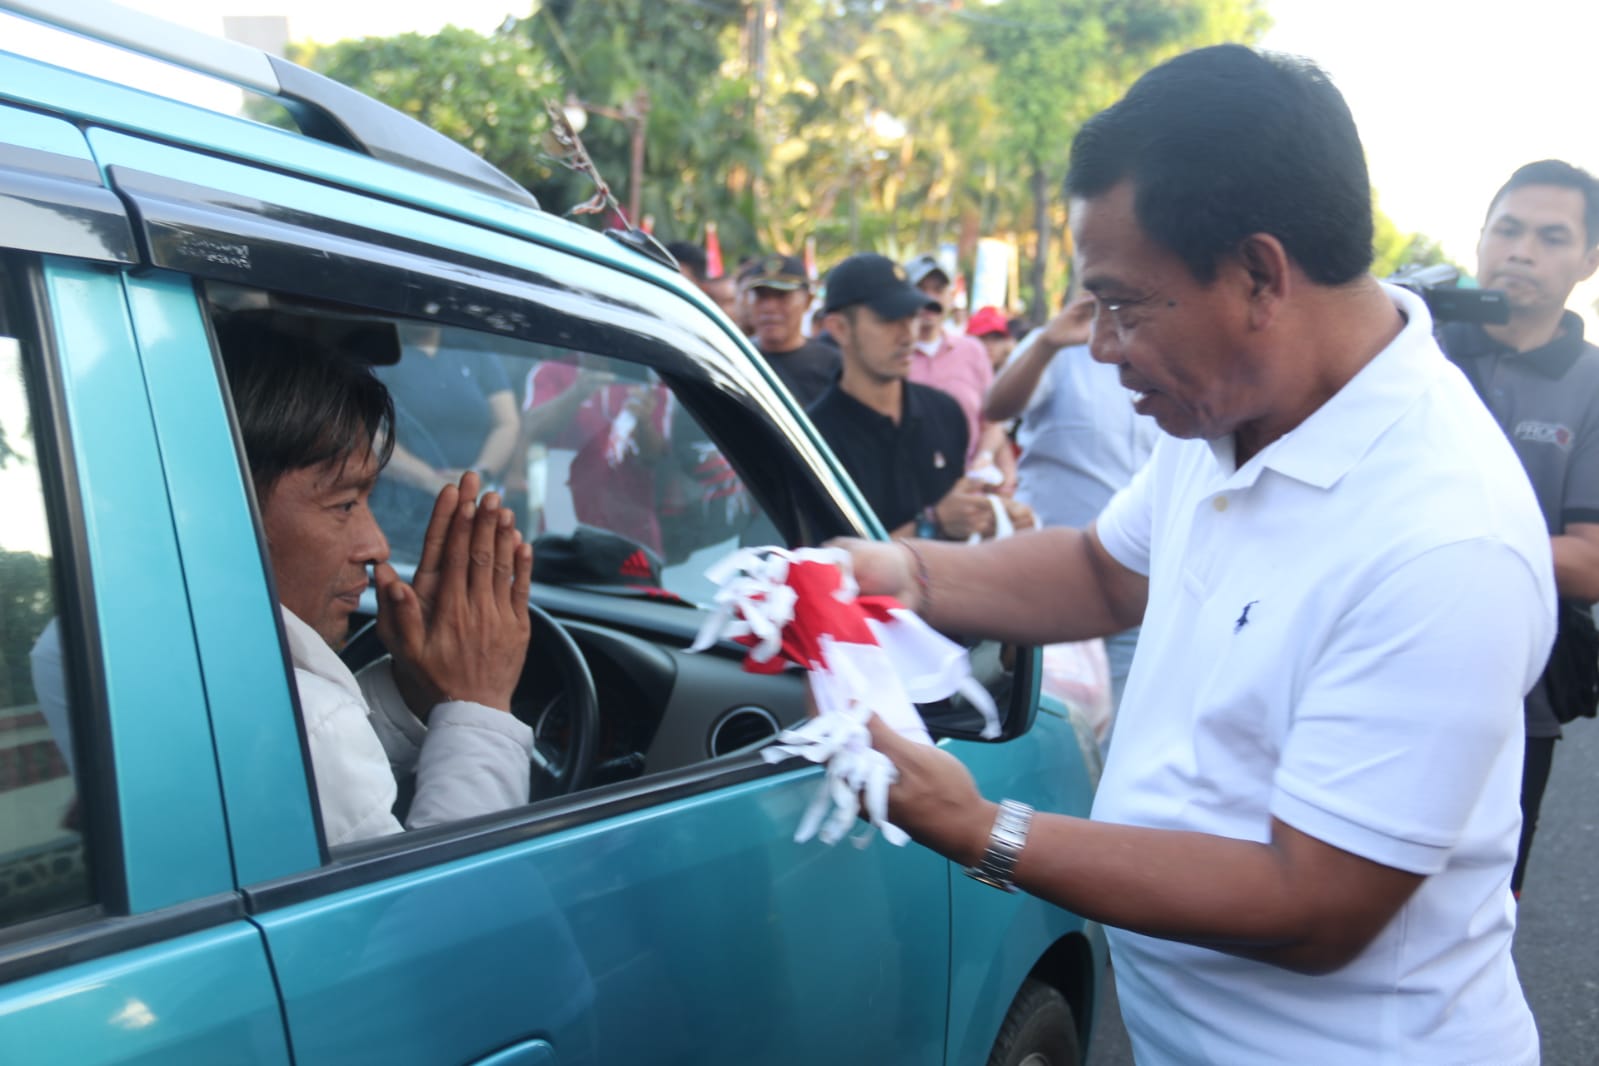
[294,0,1447,310]
[292,26,561,192]
[516,0,761,247]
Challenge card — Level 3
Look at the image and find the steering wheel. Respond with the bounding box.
[340,601,601,799]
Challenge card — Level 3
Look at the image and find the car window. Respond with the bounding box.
[208,282,806,849]
[372,324,770,608]
[0,275,91,928]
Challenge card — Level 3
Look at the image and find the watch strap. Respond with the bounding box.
[965,799,1034,892]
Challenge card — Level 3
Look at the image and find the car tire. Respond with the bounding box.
[987,978,1082,1066]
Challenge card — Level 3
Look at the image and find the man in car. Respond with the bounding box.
[740,253,840,406]
[1435,159,1599,896]
[807,253,1033,541]
[219,319,535,846]
[840,46,1551,1064]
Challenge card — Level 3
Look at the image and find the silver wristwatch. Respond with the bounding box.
[965,799,1034,892]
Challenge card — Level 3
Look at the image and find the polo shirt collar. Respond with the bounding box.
[1441,310,1589,380]
[822,379,922,427]
[1208,283,1441,491]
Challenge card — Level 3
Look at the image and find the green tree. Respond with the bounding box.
[0,548,52,709]
[1371,199,1454,278]
[759,4,1003,264]
[970,0,1269,320]
[516,0,762,251]
[293,26,562,195]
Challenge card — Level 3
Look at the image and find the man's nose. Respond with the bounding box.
[1088,313,1121,365]
[358,504,391,567]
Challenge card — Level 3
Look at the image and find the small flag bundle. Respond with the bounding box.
[690,547,997,846]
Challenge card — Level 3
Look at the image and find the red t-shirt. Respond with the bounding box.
[525,362,671,553]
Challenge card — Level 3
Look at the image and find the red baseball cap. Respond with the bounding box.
[965,306,1009,338]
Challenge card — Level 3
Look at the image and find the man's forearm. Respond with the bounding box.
[475,424,520,476]
[1005,813,1414,975]
[906,528,1138,643]
[1552,530,1599,602]
[474,394,521,475]
[984,335,1058,421]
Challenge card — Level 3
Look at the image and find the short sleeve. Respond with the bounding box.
[1561,390,1599,524]
[1272,537,1553,874]
[1093,444,1159,577]
[470,349,511,398]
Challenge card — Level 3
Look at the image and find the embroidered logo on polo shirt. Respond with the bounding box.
[933,451,946,469]
[1514,420,1574,450]
[1234,600,1259,633]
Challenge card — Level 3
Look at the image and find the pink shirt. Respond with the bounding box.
[909,333,993,461]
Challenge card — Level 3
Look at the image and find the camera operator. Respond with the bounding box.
[1437,159,1599,898]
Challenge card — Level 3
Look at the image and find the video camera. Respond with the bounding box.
[1387,264,1510,326]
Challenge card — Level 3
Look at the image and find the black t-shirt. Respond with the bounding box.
[760,340,841,408]
[807,380,968,533]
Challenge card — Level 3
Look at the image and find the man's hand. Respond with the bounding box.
[865,714,993,866]
[827,537,921,609]
[1002,496,1037,533]
[374,472,533,713]
[1039,293,1095,351]
[934,478,998,540]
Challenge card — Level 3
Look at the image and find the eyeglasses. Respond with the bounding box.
[1090,294,1146,343]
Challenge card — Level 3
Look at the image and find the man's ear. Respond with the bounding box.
[821,309,848,341]
[1230,233,1292,331]
[1580,243,1599,285]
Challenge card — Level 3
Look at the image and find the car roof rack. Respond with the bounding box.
[1,0,539,210]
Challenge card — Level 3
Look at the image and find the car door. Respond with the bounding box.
[0,102,289,1064]
[92,126,961,1065]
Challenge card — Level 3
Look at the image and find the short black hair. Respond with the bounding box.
[1488,160,1599,250]
[665,240,709,281]
[217,316,395,500]
[1067,45,1374,286]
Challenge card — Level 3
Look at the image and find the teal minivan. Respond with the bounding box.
[0,3,1105,1063]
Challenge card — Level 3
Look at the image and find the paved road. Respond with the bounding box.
[1085,718,1599,1065]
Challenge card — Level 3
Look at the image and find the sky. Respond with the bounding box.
[21,0,1599,323]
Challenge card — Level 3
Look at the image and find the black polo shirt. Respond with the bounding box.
[807,380,968,532]
[1440,312,1599,736]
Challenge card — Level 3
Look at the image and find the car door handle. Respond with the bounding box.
[472,1039,556,1066]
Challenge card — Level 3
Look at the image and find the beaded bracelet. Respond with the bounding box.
[896,537,933,615]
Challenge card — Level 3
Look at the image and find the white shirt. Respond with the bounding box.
[1092,286,1552,1066]
[282,607,533,846]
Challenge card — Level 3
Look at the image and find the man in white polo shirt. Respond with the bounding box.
[839,46,1552,1065]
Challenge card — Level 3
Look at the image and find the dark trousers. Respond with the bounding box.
[1512,735,1558,895]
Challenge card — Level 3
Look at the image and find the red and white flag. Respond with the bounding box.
[690,547,998,846]
[705,220,724,278]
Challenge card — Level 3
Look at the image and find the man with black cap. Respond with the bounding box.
[738,252,840,406]
[808,253,1032,540]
